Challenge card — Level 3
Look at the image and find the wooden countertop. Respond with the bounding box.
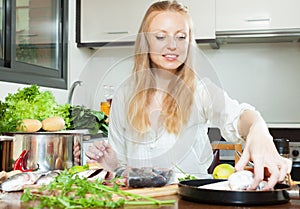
[1,192,300,209]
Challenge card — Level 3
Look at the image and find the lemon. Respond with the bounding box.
[213,163,235,179]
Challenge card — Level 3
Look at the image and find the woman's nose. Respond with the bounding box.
[166,36,176,50]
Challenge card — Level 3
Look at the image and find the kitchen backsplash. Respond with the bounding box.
[71,42,300,125]
[201,42,300,125]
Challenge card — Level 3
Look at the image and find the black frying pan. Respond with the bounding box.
[178,179,299,206]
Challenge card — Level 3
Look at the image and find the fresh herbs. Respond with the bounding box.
[69,105,109,136]
[21,169,175,209]
[0,85,70,133]
[67,164,90,175]
[178,174,197,182]
[174,164,197,182]
[0,101,8,122]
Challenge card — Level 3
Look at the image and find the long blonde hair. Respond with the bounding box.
[127,1,196,135]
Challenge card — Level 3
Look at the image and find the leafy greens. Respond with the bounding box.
[69,105,109,136]
[21,169,175,208]
[0,85,70,133]
[0,85,109,136]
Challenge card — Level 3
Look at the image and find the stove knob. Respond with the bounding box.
[292,150,299,157]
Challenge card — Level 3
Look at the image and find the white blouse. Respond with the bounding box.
[108,77,254,177]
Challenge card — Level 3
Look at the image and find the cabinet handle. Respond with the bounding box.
[245,17,271,22]
[106,31,129,34]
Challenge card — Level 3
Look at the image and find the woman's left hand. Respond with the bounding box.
[235,121,292,190]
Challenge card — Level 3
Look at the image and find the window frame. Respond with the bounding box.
[0,0,68,89]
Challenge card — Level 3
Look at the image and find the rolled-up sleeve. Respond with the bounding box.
[196,78,255,143]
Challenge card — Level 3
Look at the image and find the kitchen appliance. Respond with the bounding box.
[289,142,300,181]
[273,138,290,158]
[290,142,300,162]
[1,132,83,172]
[268,128,300,181]
[178,179,299,206]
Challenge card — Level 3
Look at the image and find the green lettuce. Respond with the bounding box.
[0,85,70,133]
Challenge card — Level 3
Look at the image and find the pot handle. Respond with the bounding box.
[0,136,15,141]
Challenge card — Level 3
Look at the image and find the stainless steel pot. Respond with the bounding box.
[3,132,83,172]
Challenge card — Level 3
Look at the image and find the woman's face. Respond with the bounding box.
[148,11,190,73]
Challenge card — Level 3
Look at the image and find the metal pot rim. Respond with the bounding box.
[3,132,84,136]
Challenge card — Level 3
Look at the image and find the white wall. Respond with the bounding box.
[200,42,300,125]
[1,1,300,125]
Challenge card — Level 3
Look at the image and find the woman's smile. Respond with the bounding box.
[163,53,179,61]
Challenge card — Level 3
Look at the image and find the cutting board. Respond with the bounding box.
[24,184,178,198]
[124,184,178,197]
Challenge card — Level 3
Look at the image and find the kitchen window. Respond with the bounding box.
[0,0,68,89]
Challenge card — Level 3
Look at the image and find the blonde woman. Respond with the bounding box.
[86,0,291,190]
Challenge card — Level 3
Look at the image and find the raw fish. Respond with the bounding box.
[0,171,45,192]
[198,171,267,191]
[228,170,267,190]
[115,166,173,188]
[73,168,112,181]
[228,170,254,190]
[36,170,61,186]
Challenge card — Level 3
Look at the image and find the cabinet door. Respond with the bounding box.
[216,0,300,32]
[182,0,215,39]
[80,0,156,43]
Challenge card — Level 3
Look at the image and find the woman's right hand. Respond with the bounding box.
[85,140,119,172]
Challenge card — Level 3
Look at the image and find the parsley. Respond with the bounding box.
[21,169,175,208]
[174,164,197,182]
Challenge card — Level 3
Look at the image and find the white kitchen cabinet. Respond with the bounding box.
[181,0,215,39]
[77,0,215,47]
[216,0,300,32]
[79,0,155,44]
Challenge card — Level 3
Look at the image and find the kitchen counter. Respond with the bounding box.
[1,192,300,209]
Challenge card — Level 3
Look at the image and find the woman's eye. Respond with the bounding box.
[176,34,186,41]
[155,35,166,41]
